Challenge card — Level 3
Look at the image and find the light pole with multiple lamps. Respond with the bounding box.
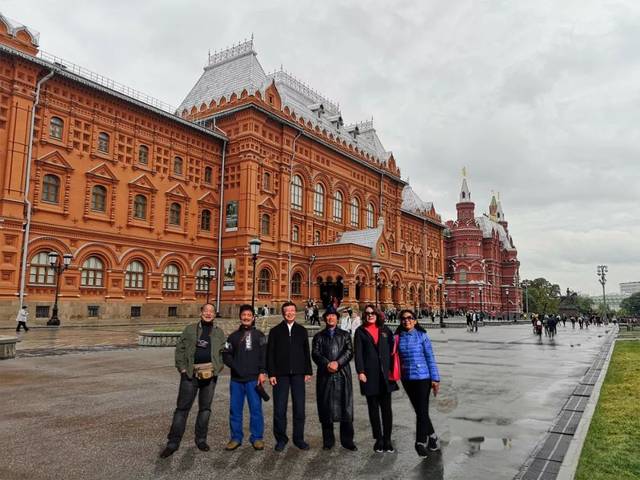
[437,275,444,327]
[308,254,316,303]
[597,265,608,322]
[200,266,217,304]
[372,262,381,309]
[249,238,261,312]
[47,252,73,326]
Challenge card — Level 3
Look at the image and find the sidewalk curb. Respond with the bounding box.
[555,327,618,480]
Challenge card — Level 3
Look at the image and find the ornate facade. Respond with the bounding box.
[444,177,522,318]
[0,14,445,325]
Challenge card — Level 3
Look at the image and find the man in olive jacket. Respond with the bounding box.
[160,303,225,458]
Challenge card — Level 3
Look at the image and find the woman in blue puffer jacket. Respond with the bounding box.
[396,309,440,457]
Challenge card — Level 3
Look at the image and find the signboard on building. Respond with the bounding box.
[225,201,238,231]
[223,258,236,290]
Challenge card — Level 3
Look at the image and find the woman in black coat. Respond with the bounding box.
[354,304,397,453]
[312,309,356,451]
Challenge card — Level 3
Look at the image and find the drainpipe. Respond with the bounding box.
[214,125,228,317]
[287,129,303,301]
[18,70,55,309]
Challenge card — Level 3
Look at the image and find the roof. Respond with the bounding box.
[0,13,39,46]
[336,219,384,250]
[475,215,516,251]
[401,185,433,217]
[178,39,393,165]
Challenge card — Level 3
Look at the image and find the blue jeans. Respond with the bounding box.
[229,379,264,443]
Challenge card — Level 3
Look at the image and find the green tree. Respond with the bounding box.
[620,293,640,316]
[574,294,594,315]
[522,278,561,315]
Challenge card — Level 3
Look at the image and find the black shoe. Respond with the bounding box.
[415,442,428,457]
[428,436,440,451]
[322,443,334,450]
[294,440,310,450]
[383,440,395,453]
[274,440,287,452]
[159,446,177,458]
[373,439,384,453]
[342,443,358,451]
[196,442,210,452]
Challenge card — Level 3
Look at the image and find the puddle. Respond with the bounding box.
[451,415,512,426]
[449,436,513,455]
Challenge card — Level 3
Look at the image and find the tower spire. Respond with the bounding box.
[459,167,471,202]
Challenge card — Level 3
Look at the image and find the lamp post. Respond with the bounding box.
[437,275,444,327]
[47,252,73,326]
[249,238,261,311]
[443,290,448,318]
[308,254,316,303]
[522,281,529,315]
[372,262,381,308]
[479,285,483,320]
[201,266,217,304]
[505,288,510,320]
[597,265,608,322]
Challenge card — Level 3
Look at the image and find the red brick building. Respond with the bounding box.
[444,176,522,318]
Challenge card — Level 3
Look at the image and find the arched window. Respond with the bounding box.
[261,214,270,235]
[333,191,343,222]
[29,251,55,285]
[200,209,211,231]
[173,156,183,175]
[258,268,271,294]
[133,195,147,219]
[196,266,213,291]
[350,197,359,227]
[81,256,104,287]
[91,185,107,212]
[42,174,60,203]
[459,269,467,283]
[366,202,375,228]
[49,117,63,140]
[203,166,213,184]
[292,225,300,243]
[169,202,181,225]
[291,272,302,296]
[314,183,325,216]
[98,132,110,153]
[314,230,321,245]
[163,264,180,290]
[125,261,145,289]
[263,172,271,191]
[291,175,303,210]
[138,145,149,165]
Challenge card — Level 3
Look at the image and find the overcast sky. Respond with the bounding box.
[6,1,639,296]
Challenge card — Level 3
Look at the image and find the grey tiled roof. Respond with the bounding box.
[401,185,434,217]
[0,13,40,45]
[476,215,515,250]
[336,222,383,249]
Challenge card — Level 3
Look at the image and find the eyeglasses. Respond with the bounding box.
[401,316,414,321]
[365,311,375,315]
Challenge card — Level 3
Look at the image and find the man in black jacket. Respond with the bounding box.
[266,301,312,451]
[222,304,267,451]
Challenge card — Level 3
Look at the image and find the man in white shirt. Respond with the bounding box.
[340,308,361,335]
[15,305,29,332]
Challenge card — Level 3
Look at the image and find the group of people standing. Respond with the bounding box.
[160,301,441,459]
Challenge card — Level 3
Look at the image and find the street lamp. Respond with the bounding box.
[443,290,448,318]
[521,281,529,315]
[47,251,73,326]
[249,238,262,311]
[597,265,608,322]
[200,266,217,304]
[308,254,316,303]
[479,286,483,319]
[505,288,510,320]
[437,275,444,327]
[372,262,381,308]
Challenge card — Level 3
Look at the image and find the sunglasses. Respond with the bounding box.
[365,311,375,315]
[401,316,414,321]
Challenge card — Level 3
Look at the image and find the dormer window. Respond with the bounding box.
[328,115,343,131]
[347,125,360,140]
[309,103,324,119]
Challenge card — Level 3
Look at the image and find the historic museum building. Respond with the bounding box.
[443,177,522,318]
[0,14,445,324]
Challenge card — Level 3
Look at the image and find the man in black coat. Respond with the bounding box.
[312,308,357,451]
[266,301,312,451]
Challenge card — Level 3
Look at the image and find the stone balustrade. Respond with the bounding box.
[0,336,17,359]
[137,331,182,347]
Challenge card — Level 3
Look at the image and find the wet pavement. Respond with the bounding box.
[0,323,614,480]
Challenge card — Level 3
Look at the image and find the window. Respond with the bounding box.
[314,230,321,245]
[49,117,63,140]
[366,202,375,228]
[291,272,302,296]
[459,269,467,283]
[204,166,213,184]
[169,202,181,225]
[201,209,211,231]
[292,225,300,243]
[263,172,271,191]
[133,195,147,219]
[314,184,325,216]
[258,268,271,294]
[42,174,60,203]
[261,214,270,235]
[88,305,100,317]
[138,145,149,165]
[29,251,55,285]
[81,256,104,287]
[163,264,180,290]
[196,266,213,291]
[333,191,343,222]
[291,175,303,210]
[125,261,145,289]
[350,197,359,227]
[36,305,50,318]
[168,306,178,317]
[98,132,110,153]
[91,185,107,212]
[173,156,183,175]
[130,306,142,317]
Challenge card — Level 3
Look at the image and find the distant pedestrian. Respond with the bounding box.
[15,305,29,332]
[340,308,361,336]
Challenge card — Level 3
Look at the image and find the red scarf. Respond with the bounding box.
[364,322,379,345]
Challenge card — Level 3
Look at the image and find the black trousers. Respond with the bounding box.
[273,374,306,444]
[321,421,354,447]
[365,391,392,441]
[166,374,217,448]
[16,321,29,332]
[402,379,435,443]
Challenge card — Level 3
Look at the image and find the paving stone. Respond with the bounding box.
[535,433,572,462]
[573,384,594,397]
[562,395,588,412]
[550,410,582,435]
